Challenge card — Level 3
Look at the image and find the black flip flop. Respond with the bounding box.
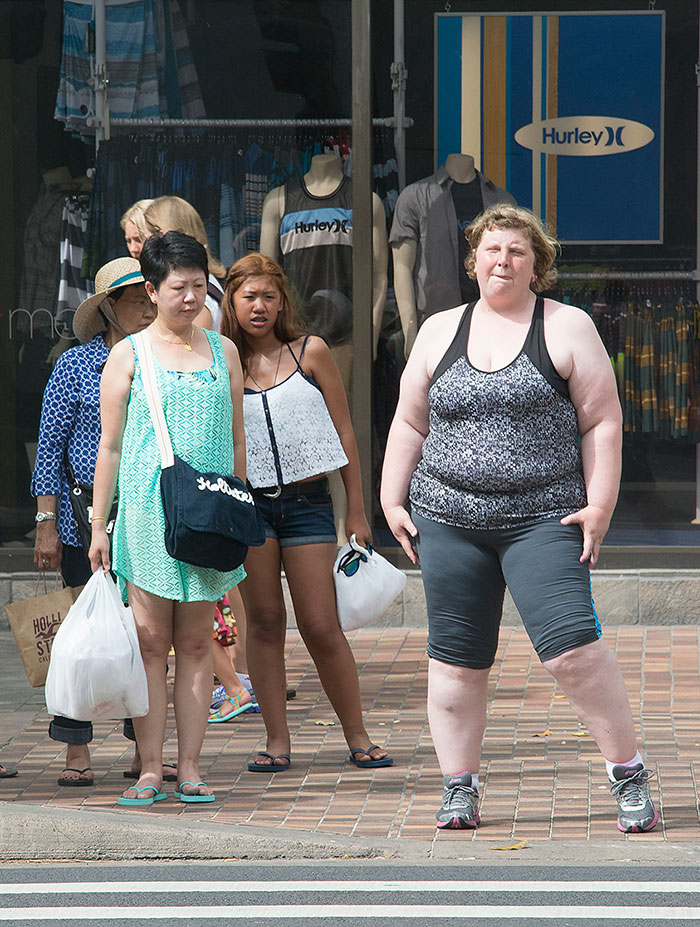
[57,767,94,787]
[247,751,291,772]
[348,745,394,769]
[123,762,178,782]
[0,765,18,779]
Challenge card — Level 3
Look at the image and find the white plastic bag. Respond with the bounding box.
[45,570,149,721]
[333,534,406,631]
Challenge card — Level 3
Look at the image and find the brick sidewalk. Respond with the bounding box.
[1,627,699,844]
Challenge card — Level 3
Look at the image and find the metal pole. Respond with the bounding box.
[392,0,407,190]
[696,1,700,304]
[694,1,700,522]
[351,0,374,516]
[93,0,107,149]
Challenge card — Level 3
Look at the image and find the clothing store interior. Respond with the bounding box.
[2,0,700,572]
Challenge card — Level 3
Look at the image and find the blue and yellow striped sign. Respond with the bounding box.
[435,12,664,243]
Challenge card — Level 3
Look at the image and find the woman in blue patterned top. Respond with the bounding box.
[32,257,155,787]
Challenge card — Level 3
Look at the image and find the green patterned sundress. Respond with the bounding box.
[112,330,245,602]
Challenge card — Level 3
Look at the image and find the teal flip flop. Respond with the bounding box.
[207,693,254,723]
[117,785,168,806]
[175,781,216,803]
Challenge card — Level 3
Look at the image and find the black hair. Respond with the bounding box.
[139,230,209,291]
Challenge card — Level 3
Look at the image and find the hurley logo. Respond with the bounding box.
[294,218,350,234]
[515,116,654,157]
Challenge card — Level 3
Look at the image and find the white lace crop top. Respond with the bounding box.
[243,342,348,488]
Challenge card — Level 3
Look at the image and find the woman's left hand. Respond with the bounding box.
[560,504,611,567]
[345,511,372,550]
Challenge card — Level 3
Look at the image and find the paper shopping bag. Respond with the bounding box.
[5,577,83,687]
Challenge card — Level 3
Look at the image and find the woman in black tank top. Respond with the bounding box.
[379,205,657,834]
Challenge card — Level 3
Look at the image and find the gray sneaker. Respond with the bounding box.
[609,763,658,833]
[436,771,480,829]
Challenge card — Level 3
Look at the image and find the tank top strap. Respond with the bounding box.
[429,302,476,388]
[286,335,311,371]
[204,329,225,370]
[522,295,570,399]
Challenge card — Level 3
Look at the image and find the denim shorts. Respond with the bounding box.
[252,483,337,547]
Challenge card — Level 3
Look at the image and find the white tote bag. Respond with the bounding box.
[333,534,406,631]
[45,570,149,721]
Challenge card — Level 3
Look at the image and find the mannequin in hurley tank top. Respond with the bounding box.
[260,153,388,540]
[260,152,388,385]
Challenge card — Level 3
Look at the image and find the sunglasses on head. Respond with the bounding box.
[336,545,372,577]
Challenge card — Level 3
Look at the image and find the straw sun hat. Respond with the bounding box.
[73,257,146,343]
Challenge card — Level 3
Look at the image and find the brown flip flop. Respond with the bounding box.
[57,767,94,787]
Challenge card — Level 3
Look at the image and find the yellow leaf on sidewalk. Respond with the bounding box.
[492,839,529,851]
[554,695,567,699]
[532,730,551,737]
[572,731,589,737]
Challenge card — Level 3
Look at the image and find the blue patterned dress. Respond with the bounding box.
[112,330,245,602]
[32,335,108,548]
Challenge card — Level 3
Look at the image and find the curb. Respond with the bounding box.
[2,802,700,865]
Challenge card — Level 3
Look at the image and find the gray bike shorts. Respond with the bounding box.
[413,512,601,669]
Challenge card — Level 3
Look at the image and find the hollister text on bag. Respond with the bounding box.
[5,581,82,687]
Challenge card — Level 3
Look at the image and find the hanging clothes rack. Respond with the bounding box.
[109,117,412,129]
[557,271,697,281]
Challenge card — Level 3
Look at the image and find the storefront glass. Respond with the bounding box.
[0,0,698,563]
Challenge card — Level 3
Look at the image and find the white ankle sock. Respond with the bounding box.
[236,672,253,693]
[606,751,643,781]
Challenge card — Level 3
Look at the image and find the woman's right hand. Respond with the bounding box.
[88,526,111,573]
[33,522,62,572]
[384,505,419,564]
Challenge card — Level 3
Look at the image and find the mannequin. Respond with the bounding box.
[260,152,388,388]
[260,153,388,542]
[390,152,516,356]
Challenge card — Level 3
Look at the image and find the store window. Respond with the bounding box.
[1,0,698,565]
[373,0,700,549]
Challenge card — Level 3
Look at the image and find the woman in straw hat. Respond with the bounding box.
[32,257,156,788]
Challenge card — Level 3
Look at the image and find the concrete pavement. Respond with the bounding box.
[1,625,699,862]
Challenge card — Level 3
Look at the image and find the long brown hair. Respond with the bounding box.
[221,253,301,373]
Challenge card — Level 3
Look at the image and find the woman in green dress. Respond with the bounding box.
[90,231,246,806]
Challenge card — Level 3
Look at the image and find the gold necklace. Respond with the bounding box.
[155,324,195,351]
[247,344,283,392]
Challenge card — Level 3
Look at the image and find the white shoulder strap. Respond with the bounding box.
[134,330,174,469]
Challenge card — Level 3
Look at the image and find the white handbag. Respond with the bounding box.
[333,534,406,631]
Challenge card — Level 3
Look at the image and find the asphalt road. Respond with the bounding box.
[1,861,699,925]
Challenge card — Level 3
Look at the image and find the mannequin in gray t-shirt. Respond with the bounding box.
[390,153,515,356]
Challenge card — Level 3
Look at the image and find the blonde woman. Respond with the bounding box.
[144,196,226,332]
[120,199,154,260]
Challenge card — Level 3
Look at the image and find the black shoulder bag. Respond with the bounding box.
[135,330,265,571]
[63,454,118,557]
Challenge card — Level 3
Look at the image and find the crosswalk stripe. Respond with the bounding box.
[0,904,699,921]
[1,880,698,895]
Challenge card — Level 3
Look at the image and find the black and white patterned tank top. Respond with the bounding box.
[409,297,587,529]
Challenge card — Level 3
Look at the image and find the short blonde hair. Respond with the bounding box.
[120,198,154,241]
[144,195,226,278]
[466,204,559,292]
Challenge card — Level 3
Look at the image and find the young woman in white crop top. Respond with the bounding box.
[221,253,392,773]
